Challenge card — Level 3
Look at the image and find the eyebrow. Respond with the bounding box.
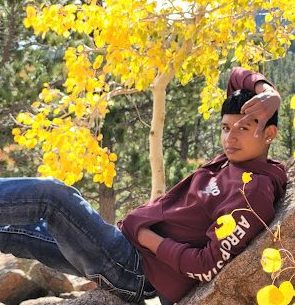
[220,122,251,126]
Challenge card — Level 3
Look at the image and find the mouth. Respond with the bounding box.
[225,147,240,154]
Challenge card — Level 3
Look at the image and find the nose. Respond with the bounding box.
[225,129,238,143]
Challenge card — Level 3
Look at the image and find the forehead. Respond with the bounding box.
[221,114,256,126]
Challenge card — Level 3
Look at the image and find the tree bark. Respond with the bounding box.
[97,127,116,224]
[98,184,116,224]
[180,125,189,161]
[1,0,17,65]
[149,70,174,200]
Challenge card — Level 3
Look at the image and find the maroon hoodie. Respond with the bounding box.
[121,155,287,302]
[122,68,284,302]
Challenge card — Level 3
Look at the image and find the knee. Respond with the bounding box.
[35,177,81,200]
[33,177,68,197]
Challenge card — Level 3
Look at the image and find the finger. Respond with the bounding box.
[240,96,260,114]
[243,103,264,115]
[254,119,267,138]
[235,109,265,125]
[234,114,255,127]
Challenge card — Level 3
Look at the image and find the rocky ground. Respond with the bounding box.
[0,253,96,305]
[0,253,160,305]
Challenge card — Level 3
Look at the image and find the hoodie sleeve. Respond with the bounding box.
[155,175,275,282]
[227,67,274,96]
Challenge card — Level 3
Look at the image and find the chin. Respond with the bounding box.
[226,155,264,163]
[227,157,244,163]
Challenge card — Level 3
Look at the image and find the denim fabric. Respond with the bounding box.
[0,177,156,303]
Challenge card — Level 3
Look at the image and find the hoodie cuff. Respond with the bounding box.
[156,238,188,273]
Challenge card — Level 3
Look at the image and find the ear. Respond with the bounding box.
[264,125,277,144]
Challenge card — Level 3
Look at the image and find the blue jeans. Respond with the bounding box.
[0,177,156,303]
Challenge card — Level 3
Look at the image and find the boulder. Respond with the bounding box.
[0,269,46,305]
[59,288,133,305]
[65,274,97,291]
[179,160,295,305]
[0,254,33,273]
[28,262,97,295]
[59,292,86,299]
[28,262,74,294]
[19,296,64,305]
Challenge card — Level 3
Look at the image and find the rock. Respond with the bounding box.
[0,253,20,271]
[59,291,86,299]
[0,254,33,273]
[65,274,97,291]
[28,262,74,294]
[179,160,295,305]
[0,269,46,305]
[57,288,133,305]
[19,296,64,305]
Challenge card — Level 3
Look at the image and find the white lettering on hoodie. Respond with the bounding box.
[202,177,220,196]
[186,215,250,281]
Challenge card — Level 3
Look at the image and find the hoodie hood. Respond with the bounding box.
[202,153,288,202]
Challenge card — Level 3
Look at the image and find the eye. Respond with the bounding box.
[239,127,248,131]
[221,126,229,131]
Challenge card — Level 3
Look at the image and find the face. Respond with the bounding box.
[220,114,276,163]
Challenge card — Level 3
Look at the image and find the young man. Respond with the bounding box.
[0,68,287,305]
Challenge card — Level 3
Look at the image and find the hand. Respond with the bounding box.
[234,89,281,137]
[138,228,164,254]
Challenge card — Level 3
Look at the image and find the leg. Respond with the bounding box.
[0,177,147,303]
[0,220,82,276]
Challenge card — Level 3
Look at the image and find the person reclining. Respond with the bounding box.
[0,68,287,305]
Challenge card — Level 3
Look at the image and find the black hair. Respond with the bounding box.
[221,89,278,127]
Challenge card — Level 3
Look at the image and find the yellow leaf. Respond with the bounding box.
[203,112,210,120]
[260,248,282,273]
[215,214,237,240]
[77,45,84,52]
[32,101,41,108]
[12,128,21,136]
[279,281,294,305]
[290,96,295,109]
[257,285,284,305]
[242,172,253,184]
[257,281,295,305]
[93,55,103,70]
[26,5,37,18]
[265,13,273,23]
[109,153,117,162]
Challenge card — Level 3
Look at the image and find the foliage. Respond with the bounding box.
[0,0,71,178]
[13,0,295,188]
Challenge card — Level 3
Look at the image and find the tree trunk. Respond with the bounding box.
[98,184,116,224]
[1,0,17,65]
[97,127,116,224]
[149,71,174,200]
[180,125,189,161]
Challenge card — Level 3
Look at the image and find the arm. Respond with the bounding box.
[228,67,281,136]
[138,227,164,254]
[227,67,274,96]
[139,176,275,282]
